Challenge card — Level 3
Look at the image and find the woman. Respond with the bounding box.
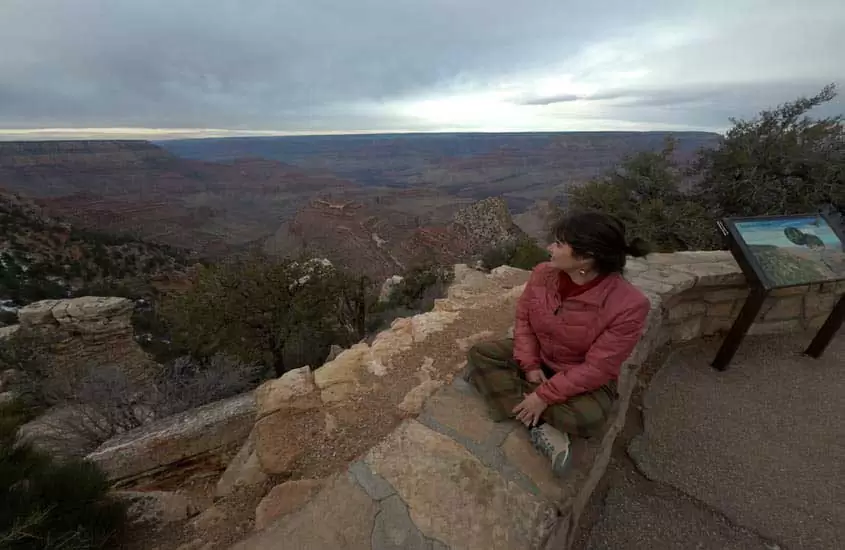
[467,211,651,477]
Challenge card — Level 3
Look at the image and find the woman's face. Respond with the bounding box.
[547,239,591,272]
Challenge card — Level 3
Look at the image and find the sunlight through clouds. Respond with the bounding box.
[0,0,842,137]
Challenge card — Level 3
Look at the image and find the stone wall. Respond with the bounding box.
[628,251,844,346]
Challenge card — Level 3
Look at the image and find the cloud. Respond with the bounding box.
[517,94,581,106]
[0,0,843,136]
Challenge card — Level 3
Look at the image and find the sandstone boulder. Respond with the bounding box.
[17,299,62,325]
[53,296,134,324]
[252,367,325,475]
[0,324,19,340]
[215,431,268,498]
[314,309,461,404]
[255,366,320,418]
[253,409,318,475]
[18,296,134,329]
[451,264,491,293]
[254,479,325,531]
[313,343,373,403]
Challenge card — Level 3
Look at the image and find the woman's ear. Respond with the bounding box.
[576,254,596,271]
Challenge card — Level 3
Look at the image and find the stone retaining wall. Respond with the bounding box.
[645,253,843,343]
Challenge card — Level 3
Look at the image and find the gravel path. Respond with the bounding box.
[578,333,844,550]
[582,458,777,550]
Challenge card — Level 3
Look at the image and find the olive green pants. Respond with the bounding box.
[466,338,616,438]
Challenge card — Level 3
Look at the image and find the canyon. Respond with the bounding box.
[1,132,719,278]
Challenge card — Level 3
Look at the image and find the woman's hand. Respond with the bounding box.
[525,369,548,384]
[512,392,548,428]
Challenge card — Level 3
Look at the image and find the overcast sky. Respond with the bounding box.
[1,0,843,139]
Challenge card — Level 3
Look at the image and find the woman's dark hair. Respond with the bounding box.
[551,211,650,274]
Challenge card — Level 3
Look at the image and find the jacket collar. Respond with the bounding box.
[549,270,622,307]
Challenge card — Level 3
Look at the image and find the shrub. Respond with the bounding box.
[31,354,265,455]
[567,139,720,252]
[481,238,550,271]
[0,399,127,550]
[366,263,455,336]
[2,329,263,454]
[385,263,454,311]
[152,354,266,415]
[562,85,844,254]
[161,255,373,375]
[695,83,845,219]
[0,310,17,326]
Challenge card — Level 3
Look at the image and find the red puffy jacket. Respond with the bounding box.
[514,262,651,404]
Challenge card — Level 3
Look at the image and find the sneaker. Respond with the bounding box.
[529,424,573,477]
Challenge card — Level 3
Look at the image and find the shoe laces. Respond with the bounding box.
[530,427,554,458]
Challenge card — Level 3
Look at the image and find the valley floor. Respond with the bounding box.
[575,333,845,550]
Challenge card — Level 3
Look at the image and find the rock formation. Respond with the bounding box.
[13,296,156,381]
[268,195,528,280]
[0,140,360,256]
[451,196,527,251]
[378,275,404,303]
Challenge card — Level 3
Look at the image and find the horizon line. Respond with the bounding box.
[0,125,725,142]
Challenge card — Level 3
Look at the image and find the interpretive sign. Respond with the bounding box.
[712,213,845,370]
[727,214,845,289]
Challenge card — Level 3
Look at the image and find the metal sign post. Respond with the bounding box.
[711,286,768,371]
[805,294,845,358]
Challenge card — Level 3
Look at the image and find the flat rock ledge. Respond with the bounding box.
[87,392,256,484]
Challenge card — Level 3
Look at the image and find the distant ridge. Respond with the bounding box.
[0,132,719,267]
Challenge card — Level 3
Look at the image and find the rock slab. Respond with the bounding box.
[215,431,268,498]
[365,420,556,550]
[254,479,324,530]
[88,392,256,483]
[229,474,377,550]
